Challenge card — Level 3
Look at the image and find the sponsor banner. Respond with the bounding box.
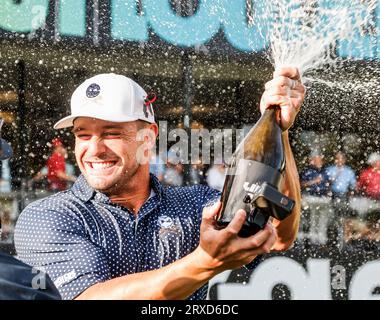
[0,0,378,59]
[209,242,380,300]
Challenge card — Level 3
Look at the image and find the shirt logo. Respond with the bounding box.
[86,83,101,98]
[158,215,174,229]
[54,270,77,288]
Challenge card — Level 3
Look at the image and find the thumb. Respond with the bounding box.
[201,201,221,224]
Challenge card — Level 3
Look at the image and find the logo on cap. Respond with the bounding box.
[86,83,101,98]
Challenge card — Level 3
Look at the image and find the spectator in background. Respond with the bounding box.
[299,152,330,244]
[46,138,76,192]
[325,151,356,249]
[149,151,166,182]
[326,151,356,200]
[206,163,226,192]
[163,162,183,187]
[350,152,380,221]
[357,152,380,200]
[162,150,184,187]
[0,119,13,242]
[32,156,76,190]
[300,152,329,196]
[189,160,207,186]
[0,119,12,194]
[0,158,11,194]
[345,210,380,251]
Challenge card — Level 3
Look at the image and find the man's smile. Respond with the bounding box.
[84,160,119,173]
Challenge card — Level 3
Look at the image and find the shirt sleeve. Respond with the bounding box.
[14,201,111,300]
[200,185,221,208]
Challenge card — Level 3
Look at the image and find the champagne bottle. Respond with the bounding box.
[216,106,295,237]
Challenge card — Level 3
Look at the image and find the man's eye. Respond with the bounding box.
[105,132,121,137]
[76,134,91,139]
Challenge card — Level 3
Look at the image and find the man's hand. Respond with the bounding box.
[194,202,277,273]
[260,67,306,131]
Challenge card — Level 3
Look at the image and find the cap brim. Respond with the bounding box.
[54,114,155,129]
[53,115,76,129]
[0,138,13,160]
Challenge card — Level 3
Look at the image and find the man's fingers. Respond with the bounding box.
[265,76,293,90]
[202,201,221,223]
[260,93,291,111]
[239,223,274,250]
[223,209,246,236]
[242,224,278,254]
[273,67,301,81]
[289,91,304,99]
[265,77,304,92]
[261,224,278,253]
[265,86,290,97]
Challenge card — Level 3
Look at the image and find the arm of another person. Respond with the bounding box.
[301,174,322,188]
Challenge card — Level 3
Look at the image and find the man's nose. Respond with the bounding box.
[87,137,107,156]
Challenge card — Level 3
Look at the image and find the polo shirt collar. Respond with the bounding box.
[71,173,164,204]
[71,175,94,202]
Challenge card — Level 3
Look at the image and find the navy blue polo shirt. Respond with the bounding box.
[300,166,329,196]
[14,174,221,300]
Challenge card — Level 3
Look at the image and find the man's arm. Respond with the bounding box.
[76,204,277,300]
[301,174,322,188]
[270,130,301,251]
[259,66,306,251]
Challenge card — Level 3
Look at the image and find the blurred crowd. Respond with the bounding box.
[149,151,226,191]
[299,150,380,249]
[1,138,380,250]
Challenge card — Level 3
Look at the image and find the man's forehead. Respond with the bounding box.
[72,117,137,130]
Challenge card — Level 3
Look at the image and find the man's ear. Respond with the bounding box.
[136,123,159,165]
[143,123,158,148]
[148,123,158,140]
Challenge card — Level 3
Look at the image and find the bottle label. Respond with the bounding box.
[218,159,283,223]
[230,159,283,186]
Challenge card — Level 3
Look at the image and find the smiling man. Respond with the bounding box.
[14,72,304,300]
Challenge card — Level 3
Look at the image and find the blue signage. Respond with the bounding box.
[0,0,378,59]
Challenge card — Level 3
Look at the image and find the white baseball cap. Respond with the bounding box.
[54,73,155,129]
[368,152,380,165]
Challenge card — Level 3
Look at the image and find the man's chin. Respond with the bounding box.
[86,176,115,191]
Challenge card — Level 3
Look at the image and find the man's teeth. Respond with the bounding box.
[91,162,115,169]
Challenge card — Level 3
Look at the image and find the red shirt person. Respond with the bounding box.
[357,152,380,200]
[46,138,76,191]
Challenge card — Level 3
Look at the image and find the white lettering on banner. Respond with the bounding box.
[0,1,378,58]
[216,257,332,300]
[349,261,380,300]
[207,270,231,300]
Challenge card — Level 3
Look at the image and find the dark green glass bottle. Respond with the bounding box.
[216,107,294,237]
